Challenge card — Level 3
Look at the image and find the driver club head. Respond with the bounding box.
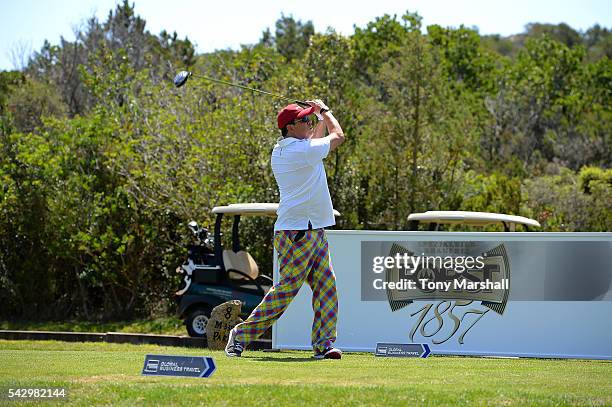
[174,71,192,88]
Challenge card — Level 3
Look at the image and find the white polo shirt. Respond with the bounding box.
[271,136,336,231]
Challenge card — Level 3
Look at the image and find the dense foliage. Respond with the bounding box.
[1,1,610,319]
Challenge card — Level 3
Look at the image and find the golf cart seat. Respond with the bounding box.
[407,211,541,231]
[210,203,340,291]
[223,250,260,281]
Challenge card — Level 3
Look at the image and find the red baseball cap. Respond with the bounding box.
[277,104,316,129]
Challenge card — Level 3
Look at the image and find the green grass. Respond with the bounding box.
[0,317,186,336]
[0,340,610,406]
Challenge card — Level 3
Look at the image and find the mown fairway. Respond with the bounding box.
[0,340,610,406]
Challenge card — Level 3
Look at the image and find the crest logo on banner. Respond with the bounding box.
[385,243,510,345]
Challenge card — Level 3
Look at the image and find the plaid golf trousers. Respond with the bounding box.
[233,228,338,353]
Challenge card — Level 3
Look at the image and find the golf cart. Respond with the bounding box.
[175,203,341,337]
[175,203,275,337]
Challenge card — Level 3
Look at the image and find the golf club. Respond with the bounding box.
[173,71,310,107]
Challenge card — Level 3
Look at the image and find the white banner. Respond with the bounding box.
[273,231,612,360]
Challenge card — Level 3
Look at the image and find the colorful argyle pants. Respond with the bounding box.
[233,228,338,353]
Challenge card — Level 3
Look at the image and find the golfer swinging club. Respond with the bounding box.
[226,99,345,359]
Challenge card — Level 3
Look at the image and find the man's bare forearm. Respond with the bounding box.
[305,99,345,149]
[322,111,343,137]
[323,111,345,151]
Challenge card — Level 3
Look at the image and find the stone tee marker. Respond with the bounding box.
[206,300,243,350]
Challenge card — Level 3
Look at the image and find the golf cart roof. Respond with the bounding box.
[212,203,341,217]
[407,211,540,230]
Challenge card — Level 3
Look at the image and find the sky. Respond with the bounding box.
[1,0,611,70]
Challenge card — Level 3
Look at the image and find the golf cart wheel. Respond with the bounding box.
[185,307,212,337]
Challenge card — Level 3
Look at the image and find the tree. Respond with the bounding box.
[427,25,496,94]
[25,0,194,116]
[355,15,477,228]
[583,24,612,61]
[525,23,582,48]
[482,36,587,172]
[273,14,314,61]
[351,13,416,83]
[0,71,25,114]
[7,77,67,133]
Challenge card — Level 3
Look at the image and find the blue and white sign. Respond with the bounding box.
[142,354,216,378]
[376,343,431,358]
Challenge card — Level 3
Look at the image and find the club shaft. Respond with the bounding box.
[192,73,308,106]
